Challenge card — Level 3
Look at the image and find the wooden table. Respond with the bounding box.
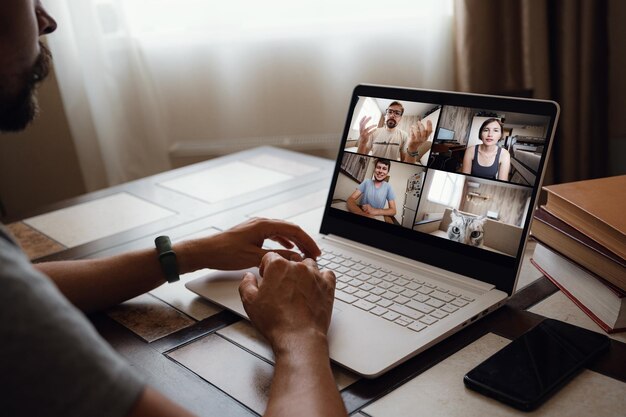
[8,147,626,416]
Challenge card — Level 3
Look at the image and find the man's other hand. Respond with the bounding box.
[238,253,336,353]
[177,218,321,273]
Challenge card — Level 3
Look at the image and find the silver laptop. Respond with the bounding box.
[187,84,560,378]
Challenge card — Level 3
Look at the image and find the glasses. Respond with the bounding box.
[385,108,403,117]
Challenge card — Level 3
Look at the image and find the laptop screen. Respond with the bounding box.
[321,85,559,295]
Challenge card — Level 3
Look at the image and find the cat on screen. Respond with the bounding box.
[447,209,486,247]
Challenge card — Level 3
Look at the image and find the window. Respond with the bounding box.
[121,0,453,41]
[352,98,382,131]
[427,171,465,207]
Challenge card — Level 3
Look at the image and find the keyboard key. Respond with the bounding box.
[448,290,461,297]
[371,287,386,296]
[389,285,405,293]
[331,256,344,263]
[367,277,382,285]
[401,289,417,298]
[431,291,455,303]
[419,315,438,325]
[418,287,433,295]
[343,286,358,294]
[413,293,429,303]
[381,291,398,300]
[381,274,397,282]
[327,262,340,270]
[405,282,420,291]
[382,311,400,321]
[354,299,375,311]
[423,282,437,288]
[335,291,357,304]
[435,287,449,293]
[408,322,427,332]
[377,299,393,308]
[372,270,387,279]
[378,282,393,289]
[362,267,376,274]
[425,298,445,309]
[441,304,459,313]
[317,259,330,266]
[336,282,347,290]
[380,267,392,273]
[412,277,425,284]
[342,260,355,267]
[335,266,350,274]
[354,290,369,299]
[395,278,409,286]
[337,275,351,283]
[394,317,413,327]
[346,270,361,277]
[451,299,469,307]
[389,303,423,320]
[348,279,364,287]
[461,295,475,302]
[406,300,435,314]
[394,295,410,305]
[352,264,365,271]
[431,310,448,319]
[365,294,382,303]
[370,306,388,316]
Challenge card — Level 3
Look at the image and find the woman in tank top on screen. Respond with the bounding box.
[461,118,511,181]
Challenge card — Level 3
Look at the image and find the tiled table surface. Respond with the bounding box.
[9,147,626,416]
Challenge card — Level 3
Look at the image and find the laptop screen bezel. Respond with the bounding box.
[320,84,560,296]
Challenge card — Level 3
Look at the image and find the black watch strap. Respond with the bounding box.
[155,235,180,283]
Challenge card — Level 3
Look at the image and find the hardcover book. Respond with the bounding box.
[531,242,626,333]
[542,175,626,260]
[531,206,626,291]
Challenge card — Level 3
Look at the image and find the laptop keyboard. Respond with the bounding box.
[318,249,475,333]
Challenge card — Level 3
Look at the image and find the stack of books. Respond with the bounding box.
[530,175,626,333]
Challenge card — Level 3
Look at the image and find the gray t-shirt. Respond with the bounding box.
[0,226,145,417]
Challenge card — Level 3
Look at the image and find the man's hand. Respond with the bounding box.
[177,218,321,273]
[361,204,378,216]
[357,116,377,154]
[407,118,433,152]
[239,253,336,352]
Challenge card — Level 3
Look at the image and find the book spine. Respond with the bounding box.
[543,192,626,260]
[531,259,617,333]
[531,217,626,292]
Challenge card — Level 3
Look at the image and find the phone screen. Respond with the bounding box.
[464,319,610,411]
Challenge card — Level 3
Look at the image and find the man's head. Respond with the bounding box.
[373,158,390,182]
[384,101,404,129]
[0,0,57,132]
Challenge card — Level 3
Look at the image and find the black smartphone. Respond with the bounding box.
[463,318,610,411]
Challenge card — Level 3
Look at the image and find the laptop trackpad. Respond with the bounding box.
[186,269,254,318]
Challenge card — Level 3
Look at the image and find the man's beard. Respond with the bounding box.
[385,119,397,129]
[0,42,52,132]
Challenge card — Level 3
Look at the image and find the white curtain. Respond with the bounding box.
[47,0,455,189]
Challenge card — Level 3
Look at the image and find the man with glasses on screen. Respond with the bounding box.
[0,2,347,417]
[357,101,433,164]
